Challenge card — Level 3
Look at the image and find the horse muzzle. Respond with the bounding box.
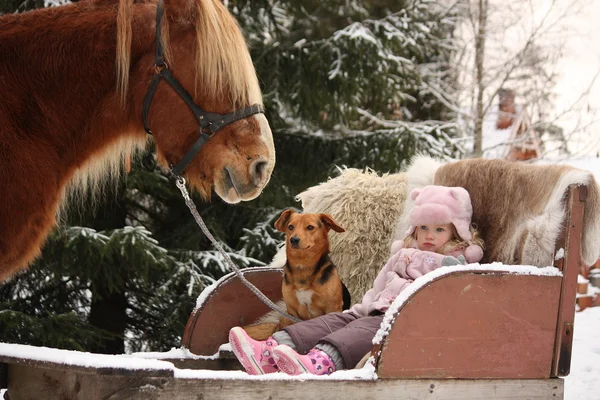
[217,157,273,203]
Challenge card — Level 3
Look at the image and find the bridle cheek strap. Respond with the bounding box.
[142,0,265,177]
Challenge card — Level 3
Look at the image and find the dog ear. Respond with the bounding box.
[274,209,295,232]
[320,214,345,233]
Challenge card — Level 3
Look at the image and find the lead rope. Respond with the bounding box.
[174,176,302,323]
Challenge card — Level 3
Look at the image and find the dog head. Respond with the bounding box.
[274,209,345,253]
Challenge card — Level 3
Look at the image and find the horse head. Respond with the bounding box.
[126,0,275,203]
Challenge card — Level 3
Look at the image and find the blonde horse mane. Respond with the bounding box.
[116,0,262,107]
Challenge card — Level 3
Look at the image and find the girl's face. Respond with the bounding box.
[416,223,454,252]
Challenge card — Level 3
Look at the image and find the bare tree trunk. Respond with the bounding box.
[89,288,127,354]
[473,0,488,157]
[86,185,128,355]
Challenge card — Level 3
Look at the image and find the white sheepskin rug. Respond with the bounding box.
[297,168,407,303]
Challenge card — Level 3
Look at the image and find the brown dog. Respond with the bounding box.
[243,209,351,340]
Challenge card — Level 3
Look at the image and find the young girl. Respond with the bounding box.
[229,185,485,376]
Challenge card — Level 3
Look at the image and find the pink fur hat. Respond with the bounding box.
[405,185,483,262]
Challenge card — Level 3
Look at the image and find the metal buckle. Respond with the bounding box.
[154,62,169,74]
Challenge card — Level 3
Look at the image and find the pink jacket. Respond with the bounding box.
[349,241,466,317]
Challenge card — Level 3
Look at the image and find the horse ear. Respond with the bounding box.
[274,209,294,232]
[163,0,196,23]
[320,214,345,233]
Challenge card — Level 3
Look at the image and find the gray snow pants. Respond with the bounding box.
[282,311,384,369]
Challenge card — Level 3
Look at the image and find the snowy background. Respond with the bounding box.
[567,307,600,398]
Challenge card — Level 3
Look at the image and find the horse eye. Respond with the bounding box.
[288,224,294,231]
[307,225,314,231]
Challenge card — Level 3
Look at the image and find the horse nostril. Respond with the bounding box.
[250,159,268,185]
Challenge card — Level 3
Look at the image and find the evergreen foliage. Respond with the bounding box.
[0,0,461,353]
[233,0,458,130]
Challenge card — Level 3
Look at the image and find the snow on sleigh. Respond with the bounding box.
[2,157,600,399]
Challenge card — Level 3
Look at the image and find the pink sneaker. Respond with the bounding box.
[272,345,336,376]
[228,327,279,375]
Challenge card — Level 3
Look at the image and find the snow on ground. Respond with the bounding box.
[566,307,600,399]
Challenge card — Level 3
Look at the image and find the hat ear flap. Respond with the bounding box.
[410,188,421,201]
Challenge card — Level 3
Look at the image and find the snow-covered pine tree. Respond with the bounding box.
[232,0,463,173]
[0,0,461,353]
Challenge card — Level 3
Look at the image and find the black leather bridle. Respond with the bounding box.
[142,0,265,176]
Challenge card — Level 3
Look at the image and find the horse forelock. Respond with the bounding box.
[115,0,261,108]
[192,0,262,107]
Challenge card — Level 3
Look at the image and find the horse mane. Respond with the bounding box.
[60,136,145,219]
[116,0,262,107]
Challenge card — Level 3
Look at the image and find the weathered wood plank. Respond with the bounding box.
[6,363,563,400]
[7,364,170,400]
[162,378,563,400]
[0,353,173,378]
[552,185,585,376]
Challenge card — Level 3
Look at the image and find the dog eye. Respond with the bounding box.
[288,224,294,231]
[307,225,314,231]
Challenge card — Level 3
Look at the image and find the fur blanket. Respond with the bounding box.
[297,168,407,303]
[394,157,600,267]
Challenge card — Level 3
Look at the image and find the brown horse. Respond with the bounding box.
[0,0,276,281]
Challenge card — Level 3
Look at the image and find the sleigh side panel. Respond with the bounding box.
[182,267,283,356]
[374,271,561,379]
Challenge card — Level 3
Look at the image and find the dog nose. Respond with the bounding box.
[290,236,300,247]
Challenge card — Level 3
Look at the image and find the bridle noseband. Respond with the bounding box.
[142,0,265,177]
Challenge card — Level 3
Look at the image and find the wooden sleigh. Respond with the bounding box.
[1,159,599,399]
